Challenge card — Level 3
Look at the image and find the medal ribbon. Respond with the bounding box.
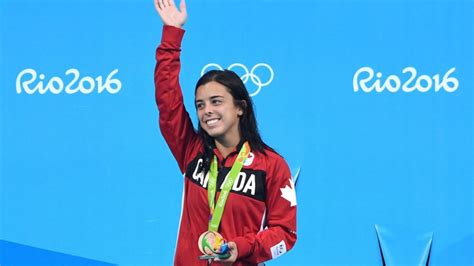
[208,141,250,232]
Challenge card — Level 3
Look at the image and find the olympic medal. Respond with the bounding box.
[198,231,230,259]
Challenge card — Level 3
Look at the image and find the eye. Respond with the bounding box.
[211,99,222,105]
[196,102,204,110]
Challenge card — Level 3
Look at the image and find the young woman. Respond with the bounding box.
[154,0,297,265]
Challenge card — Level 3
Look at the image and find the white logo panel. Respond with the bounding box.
[270,240,287,259]
[243,152,255,166]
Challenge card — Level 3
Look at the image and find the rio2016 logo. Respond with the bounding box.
[353,67,459,93]
[16,68,122,94]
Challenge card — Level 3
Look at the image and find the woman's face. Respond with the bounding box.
[195,81,243,143]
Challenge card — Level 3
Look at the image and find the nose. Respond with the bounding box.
[203,104,213,115]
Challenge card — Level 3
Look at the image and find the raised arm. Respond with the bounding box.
[154,0,197,173]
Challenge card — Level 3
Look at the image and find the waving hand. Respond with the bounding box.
[154,0,187,28]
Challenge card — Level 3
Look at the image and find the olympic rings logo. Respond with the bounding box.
[201,63,274,96]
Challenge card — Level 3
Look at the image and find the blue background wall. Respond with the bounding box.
[1,0,472,265]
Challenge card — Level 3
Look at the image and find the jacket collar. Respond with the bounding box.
[211,139,246,162]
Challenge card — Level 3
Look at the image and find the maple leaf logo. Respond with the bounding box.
[280,178,297,207]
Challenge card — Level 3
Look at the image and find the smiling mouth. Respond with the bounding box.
[205,118,220,126]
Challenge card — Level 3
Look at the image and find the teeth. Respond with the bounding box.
[206,119,219,125]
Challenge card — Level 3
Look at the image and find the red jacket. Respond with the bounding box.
[154,25,297,266]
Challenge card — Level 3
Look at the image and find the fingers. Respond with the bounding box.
[154,0,161,12]
[180,0,187,14]
[155,0,169,10]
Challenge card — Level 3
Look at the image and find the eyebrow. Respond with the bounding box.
[195,95,224,103]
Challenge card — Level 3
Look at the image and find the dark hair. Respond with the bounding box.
[195,70,274,173]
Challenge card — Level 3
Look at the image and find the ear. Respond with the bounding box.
[238,100,247,117]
